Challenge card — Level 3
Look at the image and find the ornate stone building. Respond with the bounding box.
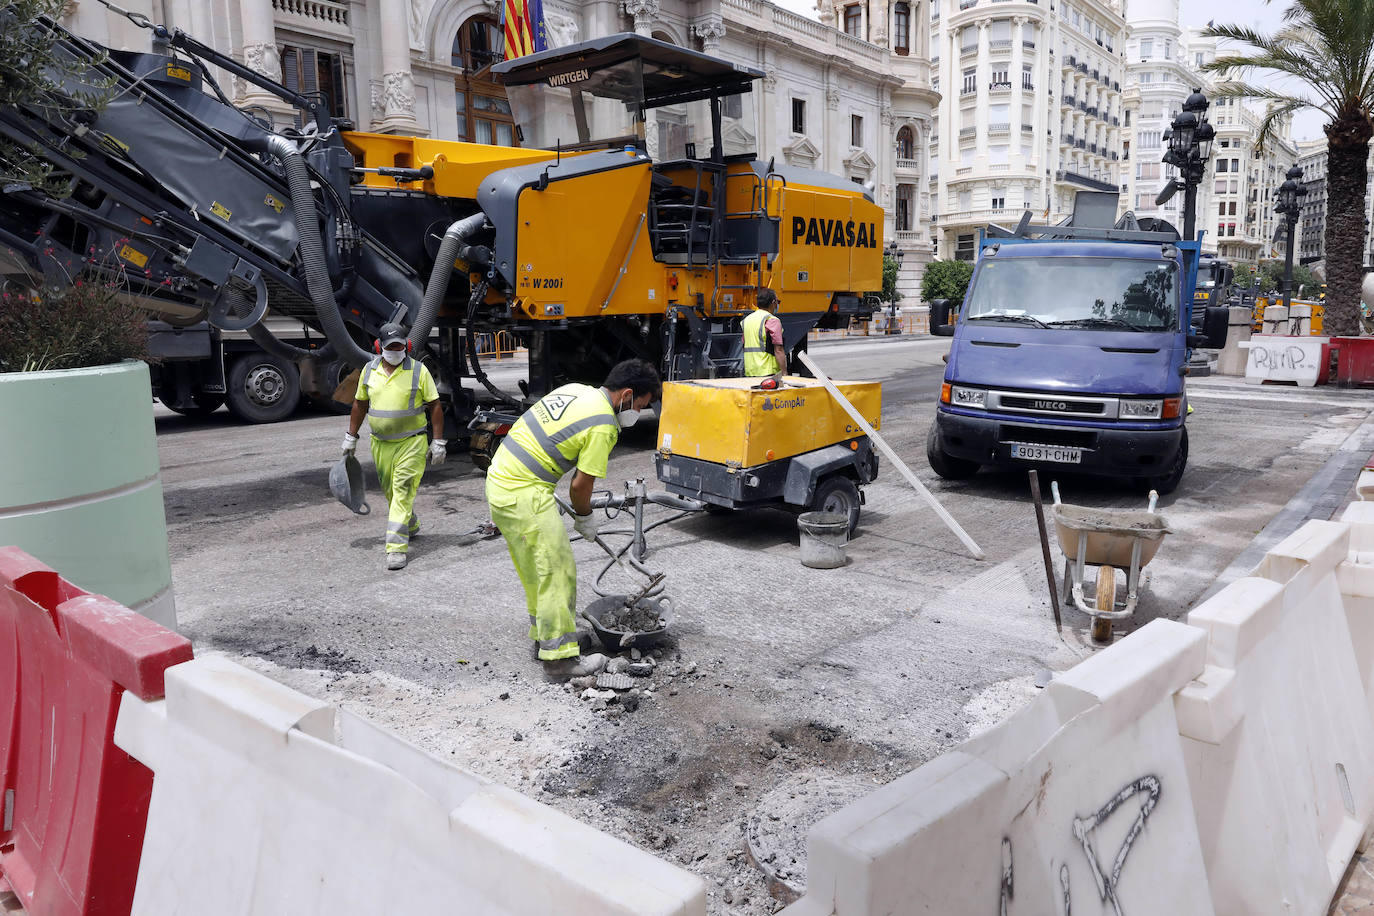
[64,0,938,299]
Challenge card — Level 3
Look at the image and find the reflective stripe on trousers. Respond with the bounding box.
[485,476,580,661]
[372,433,427,554]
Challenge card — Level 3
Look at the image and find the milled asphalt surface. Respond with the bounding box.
[147,334,1374,915]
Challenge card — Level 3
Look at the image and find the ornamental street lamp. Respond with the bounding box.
[1159,89,1215,241]
[1275,164,1307,313]
[884,239,905,334]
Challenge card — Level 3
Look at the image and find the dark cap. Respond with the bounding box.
[378,322,408,348]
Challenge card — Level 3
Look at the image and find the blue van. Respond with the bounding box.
[926,209,1225,494]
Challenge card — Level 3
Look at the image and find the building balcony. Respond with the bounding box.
[989,122,1010,136]
[1110,151,1119,161]
[961,85,977,95]
[896,157,922,176]
[1111,115,1119,126]
[989,81,1012,92]
[1022,81,1034,90]
[1077,62,1088,74]
[1074,139,1086,149]
[1023,39,1036,49]
[989,39,1013,50]
[273,0,351,35]
[959,126,977,138]
[1061,94,1076,108]
[1090,68,1100,81]
[1021,123,1034,134]
[1112,80,1120,91]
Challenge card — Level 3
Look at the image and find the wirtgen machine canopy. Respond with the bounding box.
[1,14,883,431]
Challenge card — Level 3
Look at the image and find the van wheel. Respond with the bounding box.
[811,475,861,536]
[1144,428,1187,495]
[226,353,300,423]
[926,423,980,480]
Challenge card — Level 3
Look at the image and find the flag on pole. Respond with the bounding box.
[502,0,547,61]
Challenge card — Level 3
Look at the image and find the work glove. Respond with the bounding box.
[428,439,447,466]
[341,432,359,456]
[572,510,600,543]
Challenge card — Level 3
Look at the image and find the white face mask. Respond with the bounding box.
[617,394,641,428]
[381,348,406,365]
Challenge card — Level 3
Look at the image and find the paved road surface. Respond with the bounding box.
[152,336,1374,914]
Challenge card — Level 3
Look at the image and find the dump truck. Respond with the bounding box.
[0,14,884,442]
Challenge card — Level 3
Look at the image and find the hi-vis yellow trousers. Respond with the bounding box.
[485,478,580,660]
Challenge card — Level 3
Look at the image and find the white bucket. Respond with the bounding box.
[798,512,849,568]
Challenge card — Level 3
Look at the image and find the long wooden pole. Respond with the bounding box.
[1027,470,1062,632]
[797,351,985,560]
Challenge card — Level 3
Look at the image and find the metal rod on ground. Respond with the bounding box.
[797,351,985,560]
[1027,470,1062,632]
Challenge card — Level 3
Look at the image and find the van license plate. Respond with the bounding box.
[1009,443,1082,464]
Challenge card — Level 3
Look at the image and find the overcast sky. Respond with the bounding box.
[768,0,1328,141]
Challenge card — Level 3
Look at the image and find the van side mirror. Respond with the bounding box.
[929,298,959,337]
[1196,305,1229,349]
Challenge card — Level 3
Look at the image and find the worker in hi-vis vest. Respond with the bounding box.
[741,288,787,377]
[341,322,446,571]
[485,359,661,679]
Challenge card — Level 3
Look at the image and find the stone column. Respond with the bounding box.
[623,0,659,36]
[691,14,726,54]
[870,0,887,47]
[238,0,294,125]
[376,1,421,134]
[826,84,840,170]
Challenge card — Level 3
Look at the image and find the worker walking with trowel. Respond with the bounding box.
[341,323,446,571]
[742,289,788,377]
[485,359,661,678]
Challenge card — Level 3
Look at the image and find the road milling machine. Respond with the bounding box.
[0,12,884,453]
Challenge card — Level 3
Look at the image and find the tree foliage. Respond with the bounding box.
[1233,263,1255,289]
[1203,0,1374,335]
[920,259,974,303]
[0,0,110,196]
[878,254,902,304]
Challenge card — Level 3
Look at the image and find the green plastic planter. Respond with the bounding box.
[0,360,176,628]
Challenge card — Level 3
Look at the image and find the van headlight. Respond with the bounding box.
[950,386,986,408]
[1120,399,1162,419]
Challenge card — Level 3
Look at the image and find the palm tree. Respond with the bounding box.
[1203,0,1374,337]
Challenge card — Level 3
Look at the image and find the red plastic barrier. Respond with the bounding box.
[0,547,192,916]
[1333,336,1374,387]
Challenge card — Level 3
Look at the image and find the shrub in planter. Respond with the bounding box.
[0,278,177,629]
[0,281,150,372]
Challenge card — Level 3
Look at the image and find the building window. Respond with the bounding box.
[1139,38,1152,58]
[962,68,977,94]
[955,233,976,260]
[1124,110,1130,126]
[896,184,914,230]
[281,45,348,120]
[991,68,1010,88]
[896,125,915,159]
[1217,159,1228,172]
[893,2,910,54]
[991,195,1005,210]
[451,16,502,70]
[1139,130,1160,149]
[844,4,862,37]
[1022,64,1033,90]
[792,98,806,134]
[851,114,864,147]
[451,16,515,145]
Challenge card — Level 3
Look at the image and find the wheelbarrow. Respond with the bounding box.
[1051,482,1172,643]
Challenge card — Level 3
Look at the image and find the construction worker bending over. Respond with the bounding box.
[742,288,787,377]
[485,359,661,678]
[342,322,446,571]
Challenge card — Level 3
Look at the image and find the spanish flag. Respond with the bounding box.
[502,0,547,60]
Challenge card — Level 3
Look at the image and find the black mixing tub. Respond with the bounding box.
[583,594,675,651]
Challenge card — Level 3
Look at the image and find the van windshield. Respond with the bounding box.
[965,257,1179,332]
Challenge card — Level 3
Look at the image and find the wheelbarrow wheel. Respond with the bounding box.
[1091,565,1117,643]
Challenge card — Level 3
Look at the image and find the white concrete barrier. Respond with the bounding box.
[784,620,1214,916]
[784,512,1374,916]
[1241,334,1330,387]
[1177,520,1374,915]
[115,655,706,915]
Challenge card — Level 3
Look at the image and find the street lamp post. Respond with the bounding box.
[884,239,904,334]
[1275,164,1307,313]
[1161,89,1215,242]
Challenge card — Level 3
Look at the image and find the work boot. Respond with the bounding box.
[542,652,608,681]
[409,515,420,538]
[386,552,408,570]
